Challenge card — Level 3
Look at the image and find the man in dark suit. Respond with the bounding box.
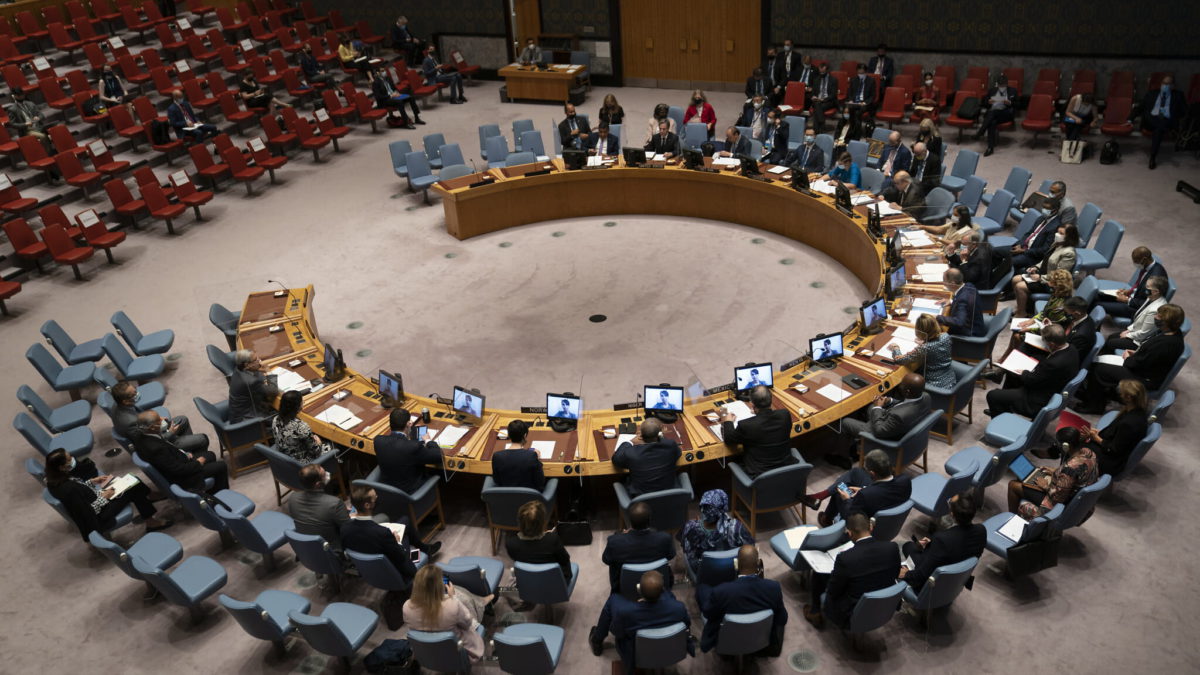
[901,492,985,592]
[373,408,442,494]
[805,513,901,628]
[289,464,355,551]
[368,67,418,128]
[986,324,1079,417]
[809,62,839,134]
[937,268,987,337]
[134,410,228,493]
[783,126,824,173]
[909,141,942,192]
[808,443,913,525]
[823,372,930,470]
[600,502,676,592]
[1018,296,1094,364]
[745,67,769,99]
[700,546,788,655]
[877,130,911,191]
[841,64,876,139]
[1141,75,1187,169]
[882,171,925,216]
[762,47,783,105]
[166,90,217,142]
[718,126,752,158]
[945,232,993,288]
[763,109,791,164]
[1010,199,1063,271]
[643,119,681,159]
[111,380,207,454]
[589,122,619,156]
[228,349,278,423]
[589,571,691,667]
[491,419,546,490]
[558,102,591,152]
[1097,246,1166,320]
[721,385,797,478]
[612,418,681,498]
[976,77,1018,156]
[867,44,895,87]
[792,54,816,108]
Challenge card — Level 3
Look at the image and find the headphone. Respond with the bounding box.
[732,557,764,576]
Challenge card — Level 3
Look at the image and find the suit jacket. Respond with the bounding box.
[1096,410,1148,476]
[491,447,546,491]
[589,133,619,155]
[724,135,752,157]
[985,86,1018,111]
[112,404,141,443]
[370,75,403,106]
[289,488,352,550]
[846,75,876,107]
[939,283,987,337]
[1126,296,1166,344]
[1126,261,1166,312]
[947,243,994,288]
[764,120,790,163]
[340,517,417,586]
[643,131,681,156]
[722,408,795,477]
[374,431,443,494]
[745,76,769,99]
[824,536,901,628]
[793,63,815,89]
[782,143,825,173]
[877,143,911,176]
[882,182,925,215]
[135,432,207,491]
[909,152,942,191]
[867,55,895,85]
[1125,332,1184,390]
[505,531,572,579]
[602,528,677,591]
[610,592,691,673]
[849,473,912,517]
[228,368,270,423]
[810,73,838,106]
[166,100,199,131]
[1017,346,1079,413]
[612,439,681,497]
[763,55,781,87]
[1066,316,1096,365]
[863,393,932,441]
[558,116,592,150]
[905,523,985,591]
[701,575,787,652]
[1141,88,1187,129]
[775,51,799,84]
[1022,214,1062,263]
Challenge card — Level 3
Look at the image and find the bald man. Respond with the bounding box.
[824,372,932,470]
[612,418,681,497]
[589,570,691,668]
[938,268,987,337]
[877,130,911,187]
[882,170,925,215]
[133,410,229,493]
[700,545,787,655]
[909,141,942,192]
[809,512,901,629]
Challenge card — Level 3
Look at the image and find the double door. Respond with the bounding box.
[620,0,761,88]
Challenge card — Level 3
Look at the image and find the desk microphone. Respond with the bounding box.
[267,279,299,314]
[469,158,481,179]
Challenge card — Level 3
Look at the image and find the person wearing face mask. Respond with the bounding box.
[134,409,230,493]
[944,229,993,288]
[557,102,591,151]
[907,141,942,193]
[937,268,987,337]
[1141,74,1186,169]
[644,103,676,145]
[889,314,955,389]
[683,89,717,138]
[762,108,791,163]
[96,65,131,108]
[782,126,824,172]
[1103,275,1168,354]
[929,204,982,245]
[421,45,466,104]
[1096,246,1166,320]
[745,67,769,100]
[1011,224,1080,317]
[762,47,781,103]
[770,41,799,105]
[518,38,543,66]
[273,390,333,463]
[913,117,943,159]
[809,62,839,134]
[975,77,1017,156]
[737,94,770,140]
[882,171,925,215]
[839,63,876,141]
[110,380,208,454]
[867,43,894,87]
[1044,181,1076,226]
[644,118,681,159]
[1014,296,1094,365]
[823,150,860,189]
[1010,197,1064,271]
[1078,304,1185,413]
[44,448,172,542]
[877,130,911,190]
[911,71,941,122]
[1079,379,1149,477]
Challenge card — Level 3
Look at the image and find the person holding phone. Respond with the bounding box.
[374,409,442,494]
[402,565,491,664]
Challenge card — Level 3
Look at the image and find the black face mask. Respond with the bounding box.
[693,98,701,105]
[567,113,576,119]
[1154,318,1164,330]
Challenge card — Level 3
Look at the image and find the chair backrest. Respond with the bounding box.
[505,151,536,166]
[1055,474,1111,530]
[1114,422,1161,482]
[1150,344,1190,399]
[1009,208,1041,243]
[286,530,343,576]
[815,133,835,170]
[132,451,176,498]
[975,437,1030,489]
[950,149,979,179]
[696,548,739,585]
[1150,391,1175,423]
[846,139,867,170]
[619,558,671,600]
[924,187,954,218]
[1028,394,1065,444]
[630,485,692,532]
[256,443,306,492]
[1001,166,1032,202]
[683,122,707,150]
[171,483,230,532]
[110,310,145,349]
[931,463,979,517]
[388,139,412,171]
[408,630,472,673]
[715,609,773,655]
[130,555,193,606]
[519,130,546,158]
[437,559,494,598]
[870,499,914,541]
[439,164,473,180]
[439,143,465,167]
[513,562,571,604]
[909,557,978,610]
[983,188,1014,223]
[214,503,275,552]
[209,303,239,336]
[801,521,850,552]
[100,333,135,375]
[89,530,150,580]
[220,594,292,642]
[634,621,688,669]
[289,608,367,657]
[512,119,534,149]
[493,627,560,674]
[847,580,906,634]
[860,166,884,194]
[1026,94,1053,122]
[206,344,235,379]
[39,319,82,363]
[404,151,432,180]
[667,106,684,137]
[478,123,500,156]
[346,550,409,591]
[16,382,61,428]
[422,132,446,162]
[749,457,813,511]
[13,411,53,455]
[957,176,987,213]
[484,135,509,164]
[1092,220,1125,264]
[25,456,45,482]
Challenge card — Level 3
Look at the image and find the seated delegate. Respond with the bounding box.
[43,449,171,541]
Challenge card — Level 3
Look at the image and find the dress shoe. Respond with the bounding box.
[817,511,833,528]
[145,517,174,532]
[800,495,822,510]
[458,96,468,103]
[414,117,426,125]
[449,99,462,104]
[984,147,994,157]
[983,369,1005,385]
[420,541,442,558]
[588,625,604,655]
[1149,158,1157,170]
[803,604,825,628]
[983,408,994,417]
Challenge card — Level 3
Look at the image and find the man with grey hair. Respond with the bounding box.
[134,409,229,493]
[937,268,987,337]
[805,447,913,527]
[909,141,941,192]
[228,350,279,423]
[945,230,994,288]
[986,323,1079,418]
[110,379,208,454]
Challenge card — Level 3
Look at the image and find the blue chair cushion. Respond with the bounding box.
[256,589,312,635]
[70,338,106,363]
[134,329,175,355]
[1093,279,1125,292]
[503,623,565,664]
[128,532,184,570]
[48,400,93,431]
[983,512,1019,557]
[56,362,97,389]
[983,413,1030,447]
[170,556,228,602]
[445,556,504,595]
[973,216,1003,235]
[901,585,920,605]
[989,235,1016,249]
[411,175,438,189]
[251,510,295,550]
[769,530,800,570]
[941,176,966,192]
[944,445,992,479]
[215,489,256,517]
[132,381,167,410]
[53,426,95,457]
[324,602,379,649]
[909,472,949,514]
[565,562,580,597]
[124,354,166,380]
[1075,249,1109,270]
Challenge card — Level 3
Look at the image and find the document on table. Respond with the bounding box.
[530,440,557,459]
[997,349,1040,376]
[721,400,754,424]
[615,433,636,447]
[875,202,906,216]
[911,297,943,310]
[1095,354,1126,367]
[767,165,790,174]
[891,326,918,342]
[810,179,837,195]
[916,263,950,277]
[816,383,851,403]
[851,193,877,206]
[799,541,855,574]
[436,425,470,449]
[269,367,309,393]
[997,514,1028,543]
[586,155,603,167]
[783,525,818,549]
[712,156,740,167]
[382,522,407,543]
[907,307,940,322]
[881,337,919,357]
[1099,289,1122,298]
[315,405,362,430]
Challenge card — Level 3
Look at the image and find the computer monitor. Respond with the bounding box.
[452,386,484,419]
[547,393,582,420]
[378,370,402,404]
[738,154,760,176]
[835,180,853,212]
[682,147,704,170]
[888,264,906,297]
[809,332,845,362]
[622,146,647,166]
[322,343,337,378]
[644,386,684,412]
[562,149,587,170]
[735,363,774,391]
[790,164,810,191]
[861,297,887,333]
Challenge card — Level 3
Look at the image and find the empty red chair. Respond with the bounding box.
[270,0,296,20]
[282,67,320,104]
[155,22,186,55]
[141,1,172,25]
[139,180,187,233]
[17,136,59,181]
[268,48,294,76]
[48,125,88,159]
[1066,79,1094,101]
[0,15,26,47]
[1100,97,1134,137]
[944,90,978,141]
[48,22,84,56]
[218,91,256,132]
[187,0,217,22]
[1108,80,1134,100]
[131,165,173,199]
[246,136,286,182]
[66,1,101,30]
[321,88,355,123]
[110,104,145,150]
[313,107,349,151]
[933,65,956,89]
[219,44,249,73]
[104,178,147,224]
[16,11,49,45]
[182,78,218,112]
[150,66,180,97]
[220,145,265,193]
[83,43,109,71]
[1021,94,1054,144]
[354,91,387,132]
[354,20,384,47]
[310,36,339,67]
[120,4,153,37]
[874,86,907,127]
[275,26,302,53]
[2,217,49,269]
[966,66,989,85]
[147,125,185,158]
[259,113,296,151]
[249,55,280,86]
[75,93,110,132]
[74,20,105,45]
[86,138,131,175]
[117,53,153,85]
[77,208,126,263]
[1001,67,1025,96]
[248,16,276,46]
[169,169,214,218]
[91,0,123,29]
[290,17,308,38]
[65,69,97,97]
[891,73,914,100]
[188,142,230,189]
[217,7,249,35]
[187,33,219,62]
[0,36,32,66]
[1036,68,1061,85]
[55,151,103,198]
[327,8,350,33]
[960,77,983,99]
[41,5,71,29]
[404,69,438,102]
[141,48,169,72]
[38,203,84,240]
[300,1,326,29]
[205,71,231,99]
[3,65,38,95]
[212,132,241,160]
[0,279,20,315]
[42,223,95,280]
[0,126,23,166]
[281,108,329,160]
[1032,80,1057,98]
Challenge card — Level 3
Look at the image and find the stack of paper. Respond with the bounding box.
[436,425,470,449]
[810,179,837,195]
[1095,354,1126,367]
[712,156,740,167]
[997,350,1040,375]
[799,541,855,574]
[916,263,950,277]
[907,307,940,322]
[615,433,636,447]
[586,155,603,167]
[911,298,943,310]
[881,337,918,357]
[531,440,557,459]
[850,194,876,206]
[875,202,905,216]
[767,165,789,175]
[382,522,407,543]
[997,514,1027,543]
[1024,332,1049,351]
[269,367,309,393]
[901,230,934,247]
[891,326,918,342]
[316,405,362,430]
[721,400,754,424]
[816,383,851,403]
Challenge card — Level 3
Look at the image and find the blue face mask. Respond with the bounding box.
[1041,208,1053,217]
[1161,84,1171,93]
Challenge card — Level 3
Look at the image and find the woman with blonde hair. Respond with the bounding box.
[402,565,491,663]
[1084,379,1149,476]
[888,313,955,389]
[598,93,624,126]
[913,117,942,157]
[684,89,717,138]
[1017,268,1074,331]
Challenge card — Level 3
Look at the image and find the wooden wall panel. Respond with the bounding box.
[620,0,760,86]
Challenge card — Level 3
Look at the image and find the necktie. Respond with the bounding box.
[915,158,924,180]
[1159,91,1169,118]
[801,147,809,167]
[883,148,895,174]
[1024,219,1046,247]
[820,78,827,98]
[183,104,195,124]
[876,59,883,75]
[857,80,864,102]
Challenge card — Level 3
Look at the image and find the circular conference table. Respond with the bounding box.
[234,158,953,478]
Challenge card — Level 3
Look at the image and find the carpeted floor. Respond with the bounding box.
[2,79,1197,674]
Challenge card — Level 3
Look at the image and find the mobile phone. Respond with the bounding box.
[414,425,427,438]
[836,482,850,494]
[410,550,421,562]
[442,574,450,586]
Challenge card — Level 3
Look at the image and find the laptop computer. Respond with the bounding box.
[1008,453,1053,488]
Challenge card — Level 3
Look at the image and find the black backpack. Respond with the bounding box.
[150,120,171,145]
[363,638,417,673]
[1099,139,1120,164]
[81,96,104,116]
[956,96,981,120]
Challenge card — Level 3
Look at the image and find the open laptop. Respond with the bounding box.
[1008,453,1053,488]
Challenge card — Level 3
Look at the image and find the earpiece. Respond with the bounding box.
[636,582,642,598]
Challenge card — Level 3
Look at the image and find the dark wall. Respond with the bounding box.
[768,0,1200,59]
[311,0,506,37]
[540,0,611,39]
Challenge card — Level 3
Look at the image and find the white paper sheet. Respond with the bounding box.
[382,521,407,543]
[615,433,636,447]
[106,474,140,498]
[816,384,851,403]
[850,193,876,205]
[315,405,362,430]
[436,425,469,449]
[901,231,933,247]
[911,298,942,310]
[783,525,818,549]
[916,263,950,277]
[875,202,905,216]
[881,337,918,357]
[530,440,556,459]
[1095,354,1126,367]
[891,326,918,342]
[1024,333,1049,351]
[767,165,789,174]
[721,400,754,423]
[998,349,1040,375]
[997,514,1027,543]
[268,367,309,393]
[586,155,603,167]
[1098,289,1122,298]
[799,541,855,574]
[810,179,837,195]
[712,157,741,167]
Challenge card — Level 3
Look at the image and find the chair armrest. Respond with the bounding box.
[352,479,399,496]
[729,461,753,488]
[613,481,632,511]
[366,465,382,482]
[313,449,339,470]
[950,333,989,346]
[857,430,901,449]
[541,478,559,505]
[409,475,439,502]
[677,472,694,500]
[482,476,496,491]
[223,416,268,433]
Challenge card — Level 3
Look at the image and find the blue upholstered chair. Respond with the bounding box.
[927,360,987,443]
[846,581,906,644]
[1110,423,1161,483]
[505,151,536,166]
[493,623,566,675]
[977,268,1013,314]
[206,344,235,380]
[207,302,240,349]
[439,164,473,180]
[634,622,690,670]
[14,411,93,457]
[171,484,254,547]
[96,390,169,452]
[110,310,175,356]
[683,122,708,150]
[485,135,510,169]
[480,476,558,553]
[846,139,867,170]
[194,397,269,478]
[422,132,446,169]
[919,187,955,224]
[858,409,942,473]
[860,166,884,194]
[409,626,486,673]
[1055,474,1111,533]
[405,151,438,204]
[40,319,105,364]
[1149,345,1189,400]
[44,486,129,532]
[439,143,465,171]
[520,129,547,158]
[712,609,773,667]
[815,133,835,170]
[257,442,338,505]
[1075,219,1124,273]
[213,503,295,572]
[512,119,534,151]
[944,436,1029,498]
[972,188,1014,235]
[288,603,379,669]
[101,333,164,381]
[910,462,978,519]
[132,552,228,622]
[869,499,914,541]
[478,123,501,159]
[953,175,987,215]
[989,208,1041,250]
[89,530,183,593]
[900,557,978,626]
[286,530,346,591]
[437,556,505,598]
[951,307,1011,365]
[220,590,312,655]
[730,449,813,536]
[16,384,92,432]
[770,521,848,573]
[131,450,211,499]
[983,503,1064,563]
[983,393,1064,448]
[513,561,580,624]
[613,473,692,533]
[388,139,412,178]
[363,464,445,537]
[939,149,979,194]
[981,165,1030,208]
[1074,202,1103,246]
[668,106,684,140]
[618,558,672,600]
[26,342,96,399]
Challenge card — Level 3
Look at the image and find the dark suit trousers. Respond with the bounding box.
[201,458,230,493]
[980,108,1015,148]
[985,377,1032,417]
[1097,300,1134,320]
[1082,363,1134,409]
[824,467,873,520]
[1103,335,1138,354]
[1010,252,1040,270]
[811,99,836,133]
[1146,115,1172,158]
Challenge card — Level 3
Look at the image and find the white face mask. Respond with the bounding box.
[160,419,170,433]
[925,79,933,85]
[1041,208,1053,217]
[68,457,77,471]
[1054,233,1065,243]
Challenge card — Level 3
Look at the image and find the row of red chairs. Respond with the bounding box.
[2,203,126,280]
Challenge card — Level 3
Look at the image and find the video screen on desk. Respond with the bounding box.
[861,298,888,331]
[645,386,684,412]
[378,370,402,402]
[735,363,774,391]
[810,333,845,361]
[889,265,906,292]
[322,343,336,376]
[547,393,581,420]
[452,386,484,418]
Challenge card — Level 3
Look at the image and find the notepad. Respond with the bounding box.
[721,400,754,424]
[783,525,818,549]
[269,367,309,393]
[891,326,918,342]
[105,474,140,498]
[881,337,918,357]
[906,307,940,322]
[586,155,604,167]
[615,433,636,447]
[1024,332,1049,351]
[997,349,1040,376]
[1095,354,1126,367]
[875,202,906,216]
[316,405,362,430]
[531,440,556,459]
[799,541,855,574]
[997,514,1028,543]
[767,165,789,174]
[816,384,851,403]
[382,521,407,543]
[902,556,916,571]
[1099,289,1123,298]
[436,425,470,449]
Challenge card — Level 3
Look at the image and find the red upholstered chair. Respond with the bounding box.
[42,224,95,280]
[104,177,148,225]
[83,43,109,71]
[269,49,295,78]
[188,142,230,189]
[134,96,167,126]
[187,33,220,63]
[217,7,249,35]
[933,65,956,89]
[874,86,907,127]
[327,8,350,33]
[109,105,145,150]
[219,145,265,194]
[75,93,110,133]
[248,55,280,86]
[40,78,76,118]
[16,11,49,45]
[1002,67,1025,96]
[0,36,31,66]
[150,66,181,98]
[54,151,103,199]
[282,67,321,105]
[86,138,131,176]
[156,22,186,55]
[780,83,806,117]
[248,16,276,46]
[142,47,170,73]
[219,45,249,74]
[839,60,859,76]
[77,209,126,263]
[91,0,123,30]
[74,20,105,46]
[138,180,187,234]
[891,74,914,102]
[187,0,217,23]
[354,91,387,132]
[147,125,185,160]
[281,108,329,160]
[0,15,25,47]
[218,91,257,134]
[260,113,296,151]
[17,136,59,181]
[48,125,88,159]
[944,90,977,142]
[48,22,84,57]
[1036,68,1061,86]
[120,4,153,38]
[1066,79,1094,101]
[1099,97,1134,137]
[301,1,327,30]
[0,176,39,216]
[275,26,302,54]
[247,136,287,182]
[1021,94,1054,145]
[38,203,84,240]
[65,69,97,98]
[901,63,922,85]
[356,20,384,47]
[0,126,23,166]
[321,88,356,123]
[2,65,37,95]
[313,107,350,152]
[2,217,49,270]
[1032,80,1057,98]
[831,70,849,102]
[966,66,990,86]
[404,68,438,103]
[117,54,153,85]
[132,165,174,201]
[450,50,481,84]
[169,169,214,219]
[182,78,218,112]
[0,279,20,315]
[959,77,983,99]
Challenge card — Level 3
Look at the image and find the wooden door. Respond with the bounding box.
[620,0,760,89]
